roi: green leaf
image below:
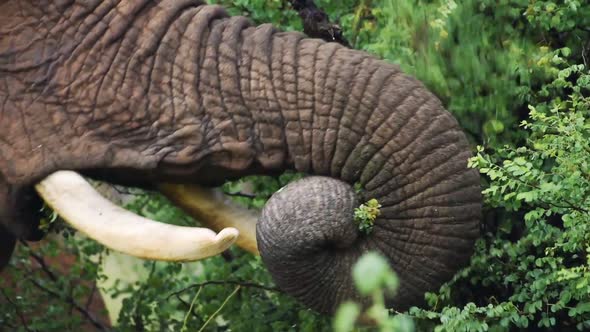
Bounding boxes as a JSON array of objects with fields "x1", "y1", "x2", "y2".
[
  {"x1": 352, "y1": 252, "x2": 398, "y2": 296},
  {"x1": 333, "y1": 302, "x2": 360, "y2": 332}
]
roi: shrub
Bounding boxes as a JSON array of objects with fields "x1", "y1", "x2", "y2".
[{"x1": 411, "y1": 62, "x2": 590, "y2": 331}]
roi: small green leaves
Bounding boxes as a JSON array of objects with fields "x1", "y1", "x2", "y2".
[
  {"x1": 333, "y1": 302, "x2": 361, "y2": 332},
  {"x1": 352, "y1": 252, "x2": 398, "y2": 296},
  {"x1": 334, "y1": 252, "x2": 411, "y2": 332},
  {"x1": 38, "y1": 204, "x2": 59, "y2": 232},
  {"x1": 353, "y1": 199, "x2": 382, "y2": 235},
  {"x1": 333, "y1": 252, "x2": 414, "y2": 332}
]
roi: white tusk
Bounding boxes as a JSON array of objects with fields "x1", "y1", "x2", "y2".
[
  {"x1": 159, "y1": 183, "x2": 259, "y2": 254},
  {"x1": 35, "y1": 171, "x2": 238, "y2": 261}
]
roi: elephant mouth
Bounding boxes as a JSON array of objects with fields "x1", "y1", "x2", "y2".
[{"x1": 34, "y1": 170, "x2": 260, "y2": 261}]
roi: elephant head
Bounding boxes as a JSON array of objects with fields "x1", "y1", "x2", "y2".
[{"x1": 0, "y1": 0, "x2": 481, "y2": 314}]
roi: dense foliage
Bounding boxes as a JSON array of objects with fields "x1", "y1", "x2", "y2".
[{"x1": 1, "y1": 0, "x2": 589, "y2": 331}]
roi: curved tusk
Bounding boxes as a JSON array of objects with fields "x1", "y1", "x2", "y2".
[
  {"x1": 35, "y1": 171, "x2": 238, "y2": 261},
  {"x1": 159, "y1": 183, "x2": 259, "y2": 254}
]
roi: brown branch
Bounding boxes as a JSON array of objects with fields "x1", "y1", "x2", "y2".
[
  {"x1": 85, "y1": 281, "x2": 98, "y2": 312},
  {"x1": 167, "y1": 280, "x2": 280, "y2": 300},
  {"x1": 25, "y1": 245, "x2": 58, "y2": 282},
  {"x1": 223, "y1": 191, "x2": 258, "y2": 199},
  {"x1": 288, "y1": 0, "x2": 350, "y2": 47}
]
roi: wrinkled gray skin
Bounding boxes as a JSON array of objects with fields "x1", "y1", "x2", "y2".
[{"x1": 0, "y1": 0, "x2": 481, "y2": 314}]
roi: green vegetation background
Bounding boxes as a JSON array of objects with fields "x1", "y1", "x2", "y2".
[{"x1": 2, "y1": 0, "x2": 589, "y2": 331}]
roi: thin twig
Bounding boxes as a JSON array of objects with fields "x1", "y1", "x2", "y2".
[
  {"x1": 167, "y1": 280, "x2": 279, "y2": 300},
  {"x1": 181, "y1": 286, "x2": 203, "y2": 331},
  {"x1": 175, "y1": 294, "x2": 191, "y2": 307},
  {"x1": 223, "y1": 191, "x2": 258, "y2": 199},
  {"x1": 582, "y1": 39, "x2": 589, "y2": 68},
  {"x1": 175, "y1": 293, "x2": 203, "y2": 323},
  {"x1": 198, "y1": 286, "x2": 241, "y2": 332},
  {"x1": 24, "y1": 244, "x2": 58, "y2": 282}
]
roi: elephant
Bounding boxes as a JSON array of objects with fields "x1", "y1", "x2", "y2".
[{"x1": 0, "y1": 0, "x2": 482, "y2": 315}]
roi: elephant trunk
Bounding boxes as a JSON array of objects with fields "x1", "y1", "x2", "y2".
[
  {"x1": 228, "y1": 21, "x2": 482, "y2": 312},
  {"x1": 152, "y1": 4, "x2": 482, "y2": 313}
]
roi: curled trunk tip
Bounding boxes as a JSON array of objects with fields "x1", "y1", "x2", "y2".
[{"x1": 257, "y1": 176, "x2": 365, "y2": 313}]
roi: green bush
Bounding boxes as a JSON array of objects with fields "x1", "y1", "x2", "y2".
[{"x1": 411, "y1": 62, "x2": 590, "y2": 331}]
